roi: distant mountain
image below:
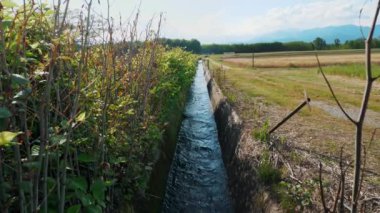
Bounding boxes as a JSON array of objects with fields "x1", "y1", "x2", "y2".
[{"x1": 250, "y1": 25, "x2": 380, "y2": 44}]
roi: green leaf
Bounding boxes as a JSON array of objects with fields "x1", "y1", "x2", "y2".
[
  {"x1": 69, "y1": 176, "x2": 87, "y2": 192},
  {"x1": 0, "y1": 131, "x2": 21, "y2": 146},
  {"x1": 46, "y1": 177, "x2": 56, "y2": 190},
  {"x1": 60, "y1": 119, "x2": 69, "y2": 129},
  {"x1": 2, "y1": 0, "x2": 18, "y2": 8},
  {"x1": 13, "y1": 88, "x2": 32, "y2": 99},
  {"x1": 31, "y1": 145, "x2": 39, "y2": 156},
  {"x1": 0, "y1": 107, "x2": 12, "y2": 119},
  {"x1": 78, "y1": 153, "x2": 96, "y2": 163},
  {"x1": 76, "y1": 191, "x2": 94, "y2": 207},
  {"x1": 11, "y1": 100, "x2": 26, "y2": 106},
  {"x1": 2, "y1": 21, "x2": 12, "y2": 29},
  {"x1": 91, "y1": 180, "x2": 106, "y2": 204},
  {"x1": 11, "y1": 74, "x2": 29, "y2": 86},
  {"x1": 104, "y1": 179, "x2": 116, "y2": 187},
  {"x1": 58, "y1": 56, "x2": 73, "y2": 61},
  {"x1": 51, "y1": 135, "x2": 67, "y2": 145},
  {"x1": 44, "y1": 9, "x2": 55, "y2": 17},
  {"x1": 75, "y1": 112, "x2": 86, "y2": 123},
  {"x1": 84, "y1": 205, "x2": 102, "y2": 213},
  {"x1": 29, "y1": 42, "x2": 40, "y2": 49},
  {"x1": 21, "y1": 181, "x2": 32, "y2": 193},
  {"x1": 67, "y1": 205, "x2": 81, "y2": 213},
  {"x1": 110, "y1": 156, "x2": 126, "y2": 164},
  {"x1": 23, "y1": 161, "x2": 41, "y2": 169},
  {"x1": 127, "y1": 109, "x2": 134, "y2": 115}
]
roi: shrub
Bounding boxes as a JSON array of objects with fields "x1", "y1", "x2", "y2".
[{"x1": 0, "y1": 1, "x2": 197, "y2": 212}]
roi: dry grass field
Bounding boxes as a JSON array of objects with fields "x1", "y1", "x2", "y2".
[
  {"x1": 222, "y1": 49, "x2": 380, "y2": 68},
  {"x1": 209, "y1": 50, "x2": 380, "y2": 186}
]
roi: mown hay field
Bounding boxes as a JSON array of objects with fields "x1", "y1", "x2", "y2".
[
  {"x1": 221, "y1": 49, "x2": 380, "y2": 68},
  {"x1": 209, "y1": 51, "x2": 380, "y2": 184}
]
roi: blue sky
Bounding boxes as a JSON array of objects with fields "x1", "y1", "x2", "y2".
[{"x1": 16, "y1": 0, "x2": 379, "y2": 43}]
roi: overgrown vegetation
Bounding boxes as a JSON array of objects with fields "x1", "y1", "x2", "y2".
[{"x1": 0, "y1": 1, "x2": 197, "y2": 212}]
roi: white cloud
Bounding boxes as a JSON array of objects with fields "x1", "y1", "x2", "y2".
[
  {"x1": 160, "y1": 0, "x2": 378, "y2": 43},
  {"x1": 162, "y1": 9, "x2": 231, "y2": 42},
  {"x1": 11, "y1": 0, "x2": 380, "y2": 43}
]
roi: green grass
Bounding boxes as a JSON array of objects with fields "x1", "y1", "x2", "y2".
[
  {"x1": 212, "y1": 62, "x2": 380, "y2": 112},
  {"x1": 253, "y1": 120, "x2": 270, "y2": 143},
  {"x1": 322, "y1": 63, "x2": 380, "y2": 79},
  {"x1": 257, "y1": 151, "x2": 282, "y2": 185},
  {"x1": 209, "y1": 57, "x2": 380, "y2": 174},
  {"x1": 211, "y1": 48, "x2": 380, "y2": 59}
]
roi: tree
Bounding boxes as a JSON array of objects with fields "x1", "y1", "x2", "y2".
[
  {"x1": 334, "y1": 38, "x2": 341, "y2": 47},
  {"x1": 315, "y1": 1, "x2": 380, "y2": 212},
  {"x1": 188, "y1": 39, "x2": 201, "y2": 54},
  {"x1": 313, "y1": 37, "x2": 327, "y2": 50},
  {"x1": 161, "y1": 38, "x2": 202, "y2": 54}
]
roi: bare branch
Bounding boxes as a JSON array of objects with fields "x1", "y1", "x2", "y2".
[
  {"x1": 358, "y1": 0, "x2": 371, "y2": 40},
  {"x1": 319, "y1": 162, "x2": 329, "y2": 213},
  {"x1": 332, "y1": 177, "x2": 342, "y2": 212},
  {"x1": 0, "y1": 3, "x2": 10, "y2": 76},
  {"x1": 367, "y1": 1, "x2": 380, "y2": 43},
  {"x1": 332, "y1": 147, "x2": 346, "y2": 213},
  {"x1": 361, "y1": 197, "x2": 380, "y2": 202},
  {"x1": 352, "y1": 2, "x2": 380, "y2": 211},
  {"x1": 357, "y1": 145, "x2": 368, "y2": 204},
  {"x1": 314, "y1": 52, "x2": 357, "y2": 124},
  {"x1": 58, "y1": 0, "x2": 70, "y2": 35}
]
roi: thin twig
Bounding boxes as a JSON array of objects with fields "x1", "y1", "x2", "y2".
[
  {"x1": 332, "y1": 180, "x2": 341, "y2": 213},
  {"x1": 319, "y1": 162, "x2": 329, "y2": 213},
  {"x1": 369, "y1": 128, "x2": 378, "y2": 148},
  {"x1": 314, "y1": 51, "x2": 357, "y2": 124},
  {"x1": 339, "y1": 147, "x2": 346, "y2": 213},
  {"x1": 358, "y1": 0, "x2": 370, "y2": 40}
]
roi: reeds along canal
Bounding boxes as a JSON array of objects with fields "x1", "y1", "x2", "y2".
[{"x1": 162, "y1": 61, "x2": 232, "y2": 212}]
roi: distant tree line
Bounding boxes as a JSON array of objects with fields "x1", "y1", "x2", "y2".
[
  {"x1": 311, "y1": 37, "x2": 380, "y2": 50},
  {"x1": 201, "y1": 37, "x2": 380, "y2": 54},
  {"x1": 160, "y1": 38, "x2": 202, "y2": 54},
  {"x1": 160, "y1": 37, "x2": 380, "y2": 54},
  {"x1": 202, "y1": 41, "x2": 314, "y2": 54}
]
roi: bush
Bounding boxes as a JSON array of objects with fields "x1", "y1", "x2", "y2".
[
  {"x1": 274, "y1": 180, "x2": 315, "y2": 211},
  {"x1": 0, "y1": 1, "x2": 197, "y2": 212}
]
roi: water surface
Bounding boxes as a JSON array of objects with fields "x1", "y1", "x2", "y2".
[{"x1": 162, "y1": 61, "x2": 232, "y2": 212}]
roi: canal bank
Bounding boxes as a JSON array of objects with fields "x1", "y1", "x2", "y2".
[
  {"x1": 204, "y1": 60, "x2": 282, "y2": 212},
  {"x1": 142, "y1": 59, "x2": 275, "y2": 212}
]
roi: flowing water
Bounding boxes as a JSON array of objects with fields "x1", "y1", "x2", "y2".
[{"x1": 162, "y1": 61, "x2": 232, "y2": 212}]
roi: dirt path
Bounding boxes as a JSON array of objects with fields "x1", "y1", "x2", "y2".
[{"x1": 312, "y1": 101, "x2": 380, "y2": 128}]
